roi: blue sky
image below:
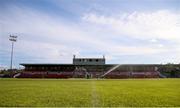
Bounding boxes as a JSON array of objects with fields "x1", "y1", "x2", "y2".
[{"x1": 0, "y1": 0, "x2": 180, "y2": 69}]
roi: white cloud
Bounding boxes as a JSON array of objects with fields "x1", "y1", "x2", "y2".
[
  {"x1": 82, "y1": 10, "x2": 180, "y2": 40},
  {"x1": 81, "y1": 10, "x2": 180, "y2": 63},
  {"x1": 150, "y1": 39, "x2": 158, "y2": 43}
]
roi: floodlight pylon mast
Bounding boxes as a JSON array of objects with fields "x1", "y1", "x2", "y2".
[
  {"x1": 10, "y1": 41, "x2": 14, "y2": 70},
  {"x1": 9, "y1": 35, "x2": 17, "y2": 71}
]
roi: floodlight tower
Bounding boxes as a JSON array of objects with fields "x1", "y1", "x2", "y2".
[{"x1": 9, "y1": 35, "x2": 17, "y2": 71}]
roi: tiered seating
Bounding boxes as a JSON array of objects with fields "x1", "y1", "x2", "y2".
[
  {"x1": 104, "y1": 71, "x2": 159, "y2": 78},
  {"x1": 17, "y1": 70, "x2": 159, "y2": 79},
  {"x1": 73, "y1": 71, "x2": 86, "y2": 78},
  {"x1": 17, "y1": 72, "x2": 45, "y2": 78},
  {"x1": 45, "y1": 72, "x2": 73, "y2": 78},
  {"x1": 90, "y1": 72, "x2": 102, "y2": 78},
  {"x1": 17, "y1": 71, "x2": 73, "y2": 78},
  {"x1": 104, "y1": 71, "x2": 130, "y2": 78},
  {"x1": 131, "y1": 72, "x2": 146, "y2": 78}
]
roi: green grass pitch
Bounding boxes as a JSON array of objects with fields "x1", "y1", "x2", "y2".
[{"x1": 0, "y1": 78, "x2": 180, "y2": 107}]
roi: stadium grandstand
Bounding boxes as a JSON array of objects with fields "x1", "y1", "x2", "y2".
[{"x1": 16, "y1": 55, "x2": 163, "y2": 78}]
